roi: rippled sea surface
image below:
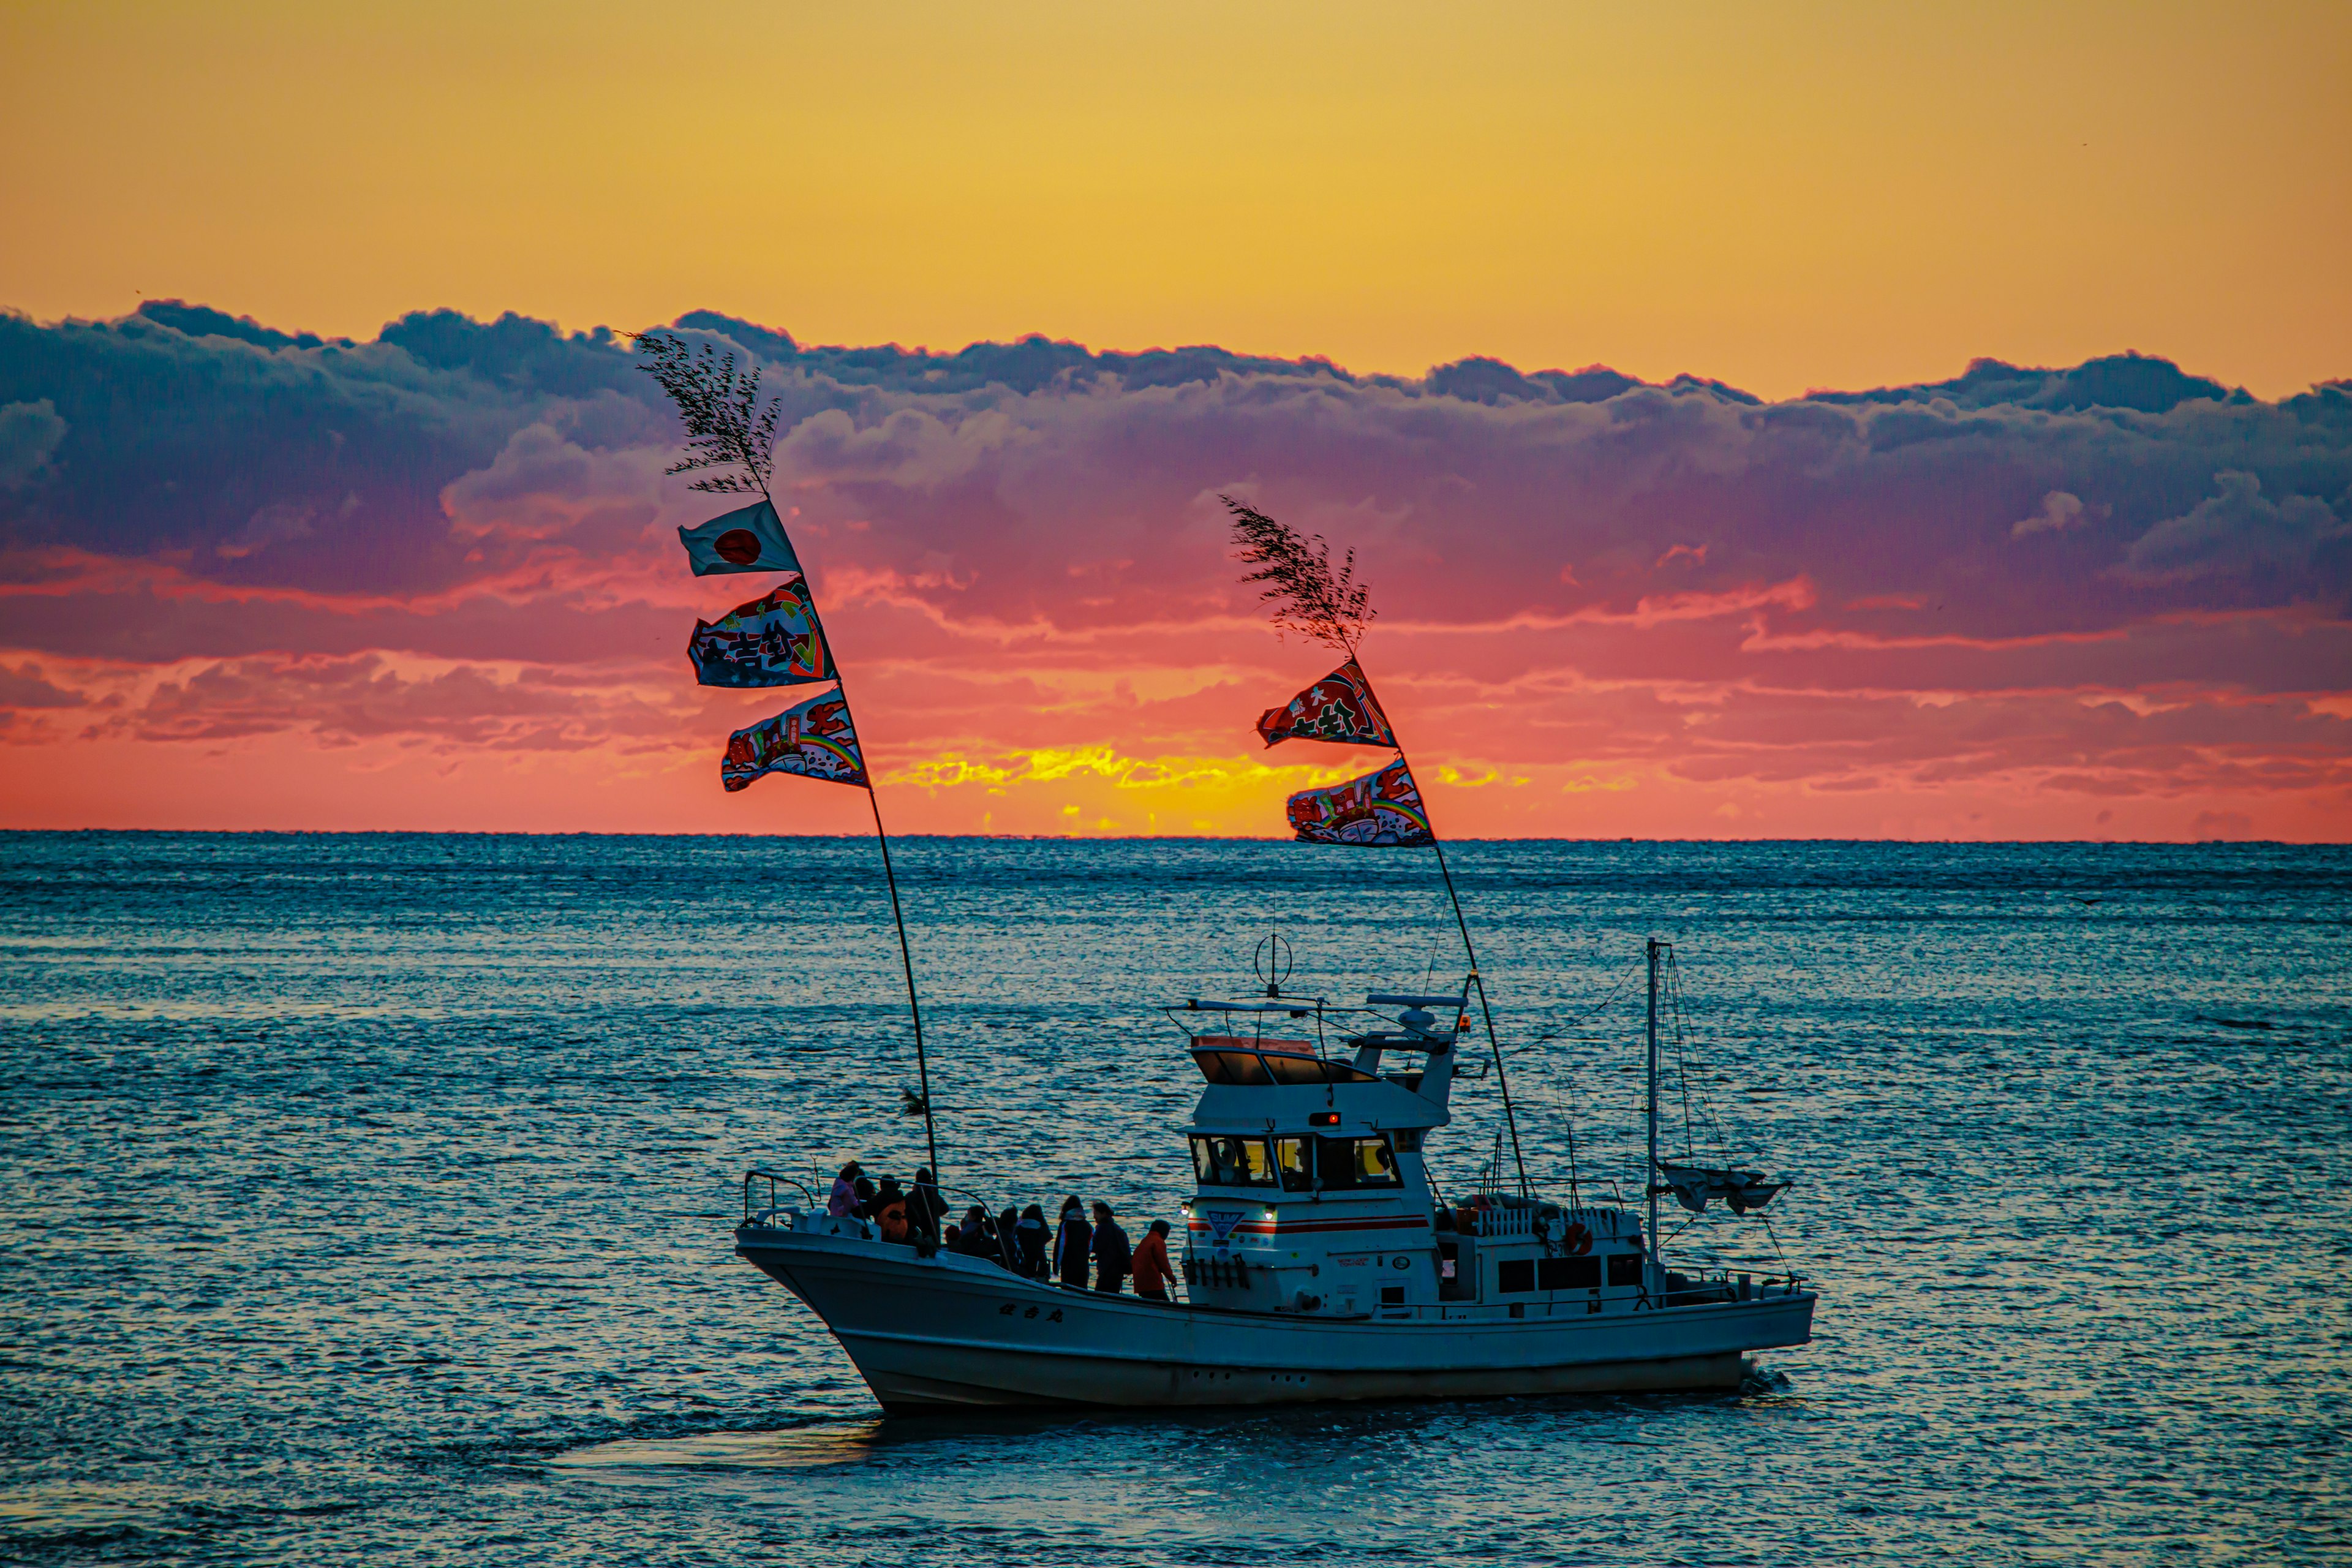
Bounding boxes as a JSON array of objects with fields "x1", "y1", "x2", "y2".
[{"x1": 3, "y1": 832, "x2": 2348, "y2": 1565}]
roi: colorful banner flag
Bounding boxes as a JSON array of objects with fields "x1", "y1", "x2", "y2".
[
  {"x1": 679, "y1": 498, "x2": 802, "y2": 576},
  {"x1": 722, "y1": 689, "x2": 867, "y2": 791},
  {"x1": 688, "y1": 578, "x2": 833, "y2": 687},
  {"x1": 1286, "y1": 759, "x2": 1433, "y2": 846},
  {"x1": 1257, "y1": 658, "x2": 1396, "y2": 748}
]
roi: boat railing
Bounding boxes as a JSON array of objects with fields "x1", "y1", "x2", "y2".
[
  {"x1": 1460, "y1": 1204, "x2": 1536, "y2": 1238},
  {"x1": 1659, "y1": 1267, "x2": 1808, "y2": 1306},
  {"x1": 742, "y1": 1169, "x2": 819, "y2": 1226}
]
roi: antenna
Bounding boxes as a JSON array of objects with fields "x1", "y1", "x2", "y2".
[{"x1": 1254, "y1": 932, "x2": 1295, "y2": 999}]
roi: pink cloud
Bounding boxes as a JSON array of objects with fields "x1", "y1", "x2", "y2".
[{"x1": 2, "y1": 307, "x2": 2347, "y2": 837}]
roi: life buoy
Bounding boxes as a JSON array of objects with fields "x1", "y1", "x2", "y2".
[{"x1": 1561, "y1": 1223, "x2": 1592, "y2": 1256}]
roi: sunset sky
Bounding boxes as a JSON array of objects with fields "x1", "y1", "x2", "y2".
[{"x1": 2, "y1": 2, "x2": 2347, "y2": 839}]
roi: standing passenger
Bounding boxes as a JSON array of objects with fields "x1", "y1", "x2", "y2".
[
  {"x1": 1090, "y1": 1202, "x2": 1131, "y2": 1294},
  {"x1": 1132, "y1": 1219, "x2": 1176, "y2": 1302},
  {"x1": 1016, "y1": 1204, "x2": 1052, "y2": 1279},
  {"x1": 910, "y1": 1168, "x2": 948, "y2": 1246},
  {"x1": 1054, "y1": 1196, "x2": 1092, "y2": 1288},
  {"x1": 997, "y1": 1207, "x2": 1024, "y2": 1272},
  {"x1": 827, "y1": 1161, "x2": 862, "y2": 1218}
]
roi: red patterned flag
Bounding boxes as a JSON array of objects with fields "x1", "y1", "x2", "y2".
[
  {"x1": 1286, "y1": 759, "x2": 1433, "y2": 846},
  {"x1": 722, "y1": 689, "x2": 867, "y2": 791},
  {"x1": 1257, "y1": 658, "x2": 1396, "y2": 748},
  {"x1": 688, "y1": 578, "x2": 833, "y2": 687}
]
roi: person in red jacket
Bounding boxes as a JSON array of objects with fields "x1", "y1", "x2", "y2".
[{"x1": 1131, "y1": 1218, "x2": 1177, "y2": 1302}]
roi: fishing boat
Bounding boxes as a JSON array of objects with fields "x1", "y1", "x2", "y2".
[
  {"x1": 620, "y1": 353, "x2": 1816, "y2": 1411},
  {"x1": 733, "y1": 940, "x2": 1815, "y2": 1410}
]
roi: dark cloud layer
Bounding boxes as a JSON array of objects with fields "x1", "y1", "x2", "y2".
[{"x1": 2, "y1": 300, "x2": 2343, "y2": 630}]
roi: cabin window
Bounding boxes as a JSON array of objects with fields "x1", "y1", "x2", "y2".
[
  {"x1": 1273, "y1": 1137, "x2": 1314, "y2": 1192},
  {"x1": 1607, "y1": 1253, "x2": 1645, "y2": 1287},
  {"x1": 1540, "y1": 1257, "x2": 1600, "y2": 1291},
  {"x1": 1261, "y1": 1052, "x2": 1325, "y2": 1086},
  {"x1": 1189, "y1": 1135, "x2": 1275, "y2": 1187},
  {"x1": 1312, "y1": 1134, "x2": 1402, "y2": 1190},
  {"x1": 1210, "y1": 1050, "x2": 1272, "y2": 1085},
  {"x1": 1498, "y1": 1259, "x2": 1535, "y2": 1294},
  {"x1": 1322, "y1": 1062, "x2": 1378, "y2": 1084}
]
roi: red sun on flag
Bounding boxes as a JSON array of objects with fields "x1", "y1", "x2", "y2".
[{"x1": 714, "y1": 529, "x2": 763, "y2": 565}]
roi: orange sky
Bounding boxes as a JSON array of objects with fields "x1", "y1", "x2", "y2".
[
  {"x1": 4, "y1": 2, "x2": 2347, "y2": 400},
  {"x1": 1, "y1": 4, "x2": 2348, "y2": 840}
]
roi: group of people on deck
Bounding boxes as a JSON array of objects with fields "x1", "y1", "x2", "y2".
[{"x1": 827, "y1": 1162, "x2": 1176, "y2": 1301}]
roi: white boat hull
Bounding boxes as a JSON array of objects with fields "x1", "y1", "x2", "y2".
[{"x1": 737, "y1": 1226, "x2": 1815, "y2": 1411}]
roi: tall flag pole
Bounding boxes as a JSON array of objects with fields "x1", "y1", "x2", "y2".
[
  {"x1": 639, "y1": 331, "x2": 940, "y2": 1182},
  {"x1": 1229, "y1": 497, "x2": 1533, "y2": 1197}
]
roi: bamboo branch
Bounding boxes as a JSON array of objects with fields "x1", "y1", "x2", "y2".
[
  {"x1": 1223, "y1": 496, "x2": 1376, "y2": 654},
  {"x1": 631, "y1": 330, "x2": 782, "y2": 496}
]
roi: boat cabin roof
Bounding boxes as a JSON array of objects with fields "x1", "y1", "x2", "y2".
[
  {"x1": 1189, "y1": 1036, "x2": 1381, "y2": 1086},
  {"x1": 1171, "y1": 988, "x2": 1466, "y2": 1090}
]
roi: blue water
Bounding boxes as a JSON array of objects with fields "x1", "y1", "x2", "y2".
[{"x1": 2, "y1": 832, "x2": 2347, "y2": 1565}]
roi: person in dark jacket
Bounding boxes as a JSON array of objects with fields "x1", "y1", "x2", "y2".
[
  {"x1": 850, "y1": 1176, "x2": 878, "y2": 1218},
  {"x1": 997, "y1": 1207, "x2": 1024, "y2": 1272},
  {"x1": 910, "y1": 1169, "x2": 948, "y2": 1246},
  {"x1": 1016, "y1": 1204, "x2": 1052, "y2": 1279},
  {"x1": 1054, "y1": 1196, "x2": 1092, "y2": 1288},
  {"x1": 1090, "y1": 1202, "x2": 1131, "y2": 1294},
  {"x1": 949, "y1": 1205, "x2": 990, "y2": 1256}
]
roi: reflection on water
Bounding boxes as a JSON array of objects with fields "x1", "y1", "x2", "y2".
[
  {"x1": 547, "y1": 1391, "x2": 1793, "y2": 1557},
  {"x1": 1, "y1": 833, "x2": 2347, "y2": 1566},
  {"x1": 554, "y1": 1425, "x2": 897, "y2": 1472}
]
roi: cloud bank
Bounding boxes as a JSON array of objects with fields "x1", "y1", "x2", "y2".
[{"x1": 1, "y1": 300, "x2": 2346, "y2": 838}]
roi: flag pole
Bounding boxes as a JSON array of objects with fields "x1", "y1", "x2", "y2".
[
  {"x1": 862, "y1": 777, "x2": 939, "y2": 1181},
  {"x1": 765, "y1": 486, "x2": 939, "y2": 1185},
  {"x1": 1362, "y1": 669, "x2": 1529, "y2": 1199},
  {"x1": 641, "y1": 329, "x2": 941, "y2": 1185}
]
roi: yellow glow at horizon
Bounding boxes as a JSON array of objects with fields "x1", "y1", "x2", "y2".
[{"x1": 3, "y1": 2, "x2": 2346, "y2": 399}]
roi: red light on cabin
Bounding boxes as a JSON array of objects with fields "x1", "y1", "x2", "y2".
[{"x1": 1309, "y1": 1112, "x2": 1341, "y2": 1127}]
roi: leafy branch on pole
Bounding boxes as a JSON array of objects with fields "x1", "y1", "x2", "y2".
[
  {"x1": 1224, "y1": 494, "x2": 1376, "y2": 654},
  {"x1": 632, "y1": 330, "x2": 781, "y2": 496}
]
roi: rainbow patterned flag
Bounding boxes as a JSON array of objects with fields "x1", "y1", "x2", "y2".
[
  {"x1": 722, "y1": 689, "x2": 867, "y2": 791},
  {"x1": 688, "y1": 578, "x2": 834, "y2": 687},
  {"x1": 1257, "y1": 658, "x2": 1396, "y2": 748},
  {"x1": 1286, "y1": 759, "x2": 1433, "y2": 846}
]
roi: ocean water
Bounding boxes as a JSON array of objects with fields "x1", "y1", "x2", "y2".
[{"x1": 1, "y1": 831, "x2": 2347, "y2": 1566}]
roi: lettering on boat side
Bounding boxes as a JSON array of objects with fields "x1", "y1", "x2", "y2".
[{"x1": 997, "y1": 1303, "x2": 1063, "y2": 1323}]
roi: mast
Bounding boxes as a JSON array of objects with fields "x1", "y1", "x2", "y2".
[{"x1": 1645, "y1": 937, "x2": 1661, "y2": 1256}]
